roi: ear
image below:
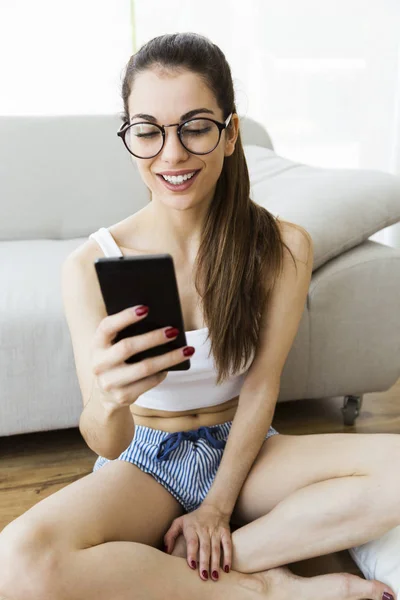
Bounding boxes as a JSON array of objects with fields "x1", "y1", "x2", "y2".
[{"x1": 224, "y1": 113, "x2": 240, "y2": 157}]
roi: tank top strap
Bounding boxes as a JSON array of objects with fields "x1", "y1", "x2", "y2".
[{"x1": 89, "y1": 227, "x2": 123, "y2": 258}]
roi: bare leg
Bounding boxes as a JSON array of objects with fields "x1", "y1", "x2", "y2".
[
  {"x1": 0, "y1": 535, "x2": 396, "y2": 600},
  {"x1": 0, "y1": 539, "x2": 268, "y2": 600},
  {"x1": 230, "y1": 474, "x2": 399, "y2": 573}
]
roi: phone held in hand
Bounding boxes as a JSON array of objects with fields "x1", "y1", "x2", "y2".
[{"x1": 94, "y1": 254, "x2": 190, "y2": 372}]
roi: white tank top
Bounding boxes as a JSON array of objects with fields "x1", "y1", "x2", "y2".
[{"x1": 88, "y1": 227, "x2": 253, "y2": 411}]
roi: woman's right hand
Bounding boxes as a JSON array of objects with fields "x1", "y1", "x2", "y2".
[{"x1": 90, "y1": 305, "x2": 195, "y2": 411}]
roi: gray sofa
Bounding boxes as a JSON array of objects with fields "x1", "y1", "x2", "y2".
[{"x1": 1, "y1": 114, "x2": 400, "y2": 437}]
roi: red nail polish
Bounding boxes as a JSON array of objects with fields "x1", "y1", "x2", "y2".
[
  {"x1": 191, "y1": 560, "x2": 196, "y2": 569},
  {"x1": 202, "y1": 570, "x2": 208, "y2": 579},
  {"x1": 224, "y1": 565, "x2": 230, "y2": 573},
  {"x1": 183, "y1": 346, "x2": 195, "y2": 357},
  {"x1": 212, "y1": 570, "x2": 219, "y2": 579}
]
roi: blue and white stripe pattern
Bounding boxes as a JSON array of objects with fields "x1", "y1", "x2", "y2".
[{"x1": 93, "y1": 420, "x2": 279, "y2": 513}]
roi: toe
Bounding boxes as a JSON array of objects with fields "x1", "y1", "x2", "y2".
[{"x1": 343, "y1": 574, "x2": 396, "y2": 600}]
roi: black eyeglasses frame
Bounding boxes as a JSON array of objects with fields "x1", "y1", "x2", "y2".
[{"x1": 117, "y1": 113, "x2": 233, "y2": 159}]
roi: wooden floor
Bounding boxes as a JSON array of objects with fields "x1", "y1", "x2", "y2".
[{"x1": 0, "y1": 376, "x2": 399, "y2": 580}]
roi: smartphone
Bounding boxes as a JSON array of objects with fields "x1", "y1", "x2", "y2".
[{"x1": 94, "y1": 254, "x2": 190, "y2": 371}]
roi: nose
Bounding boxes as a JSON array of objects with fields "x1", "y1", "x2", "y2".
[{"x1": 160, "y1": 126, "x2": 189, "y2": 163}]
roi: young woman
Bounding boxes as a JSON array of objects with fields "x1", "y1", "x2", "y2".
[{"x1": 0, "y1": 32, "x2": 397, "y2": 600}]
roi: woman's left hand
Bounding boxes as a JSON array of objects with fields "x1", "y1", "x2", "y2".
[{"x1": 163, "y1": 503, "x2": 232, "y2": 581}]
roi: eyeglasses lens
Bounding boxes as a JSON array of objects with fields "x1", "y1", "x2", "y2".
[{"x1": 125, "y1": 119, "x2": 220, "y2": 157}]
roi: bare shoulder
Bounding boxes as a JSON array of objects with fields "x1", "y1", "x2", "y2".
[
  {"x1": 276, "y1": 218, "x2": 313, "y2": 266},
  {"x1": 64, "y1": 210, "x2": 146, "y2": 269},
  {"x1": 64, "y1": 235, "x2": 107, "y2": 269},
  {"x1": 61, "y1": 237, "x2": 107, "y2": 315},
  {"x1": 62, "y1": 237, "x2": 108, "y2": 317}
]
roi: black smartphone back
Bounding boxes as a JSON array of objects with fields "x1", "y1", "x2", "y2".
[{"x1": 94, "y1": 254, "x2": 190, "y2": 371}]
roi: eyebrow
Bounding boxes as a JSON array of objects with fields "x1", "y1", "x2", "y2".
[{"x1": 130, "y1": 108, "x2": 215, "y2": 123}]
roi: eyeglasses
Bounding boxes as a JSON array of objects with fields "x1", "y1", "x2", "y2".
[{"x1": 117, "y1": 113, "x2": 233, "y2": 159}]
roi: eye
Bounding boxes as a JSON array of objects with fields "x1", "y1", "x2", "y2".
[
  {"x1": 181, "y1": 119, "x2": 213, "y2": 136},
  {"x1": 131, "y1": 123, "x2": 161, "y2": 138},
  {"x1": 135, "y1": 132, "x2": 158, "y2": 138},
  {"x1": 185, "y1": 127, "x2": 211, "y2": 136}
]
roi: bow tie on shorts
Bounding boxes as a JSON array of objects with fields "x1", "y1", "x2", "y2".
[{"x1": 155, "y1": 426, "x2": 227, "y2": 462}]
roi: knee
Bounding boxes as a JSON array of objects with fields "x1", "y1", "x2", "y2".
[{"x1": 0, "y1": 518, "x2": 62, "y2": 599}]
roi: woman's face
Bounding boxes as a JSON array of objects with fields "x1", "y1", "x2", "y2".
[{"x1": 127, "y1": 68, "x2": 239, "y2": 209}]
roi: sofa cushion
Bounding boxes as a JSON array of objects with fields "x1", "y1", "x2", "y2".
[
  {"x1": 244, "y1": 145, "x2": 400, "y2": 270},
  {"x1": 0, "y1": 237, "x2": 85, "y2": 437}
]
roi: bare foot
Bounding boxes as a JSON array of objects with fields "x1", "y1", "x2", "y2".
[{"x1": 243, "y1": 565, "x2": 397, "y2": 600}]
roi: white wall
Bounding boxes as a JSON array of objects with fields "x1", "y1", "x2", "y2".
[{"x1": 0, "y1": 0, "x2": 132, "y2": 115}]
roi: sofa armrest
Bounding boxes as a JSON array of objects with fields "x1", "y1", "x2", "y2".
[{"x1": 244, "y1": 144, "x2": 400, "y2": 271}]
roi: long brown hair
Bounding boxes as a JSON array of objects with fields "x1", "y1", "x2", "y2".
[{"x1": 120, "y1": 32, "x2": 296, "y2": 385}]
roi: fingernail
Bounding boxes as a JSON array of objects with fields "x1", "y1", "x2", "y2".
[
  {"x1": 224, "y1": 565, "x2": 230, "y2": 573},
  {"x1": 165, "y1": 327, "x2": 180, "y2": 338},
  {"x1": 212, "y1": 570, "x2": 219, "y2": 579},
  {"x1": 382, "y1": 593, "x2": 394, "y2": 600},
  {"x1": 183, "y1": 346, "x2": 195, "y2": 357},
  {"x1": 202, "y1": 570, "x2": 208, "y2": 579},
  {"x1": 191, "y1": 560, "x2": 196, "y2": 569}
]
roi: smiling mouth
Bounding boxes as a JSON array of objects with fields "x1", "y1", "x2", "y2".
[
  {"x1": 156, "y1": 169, "x2": 201, "y2": 190},
  {"x1": 158, "y1": 169, "x2": 200, "y2": 181}
]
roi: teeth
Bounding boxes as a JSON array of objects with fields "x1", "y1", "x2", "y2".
[{"x1": 161, "y1": 171, "x2": 196, "y2": 184}]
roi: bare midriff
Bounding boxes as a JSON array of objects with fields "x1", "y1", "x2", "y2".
[{"x1": 130, "y1": 395, "x2": 240, "y2": 433}]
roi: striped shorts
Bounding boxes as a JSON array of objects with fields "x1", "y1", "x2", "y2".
[{"x1": 92, "y1": 419, "x2": 279, "y2": 513}]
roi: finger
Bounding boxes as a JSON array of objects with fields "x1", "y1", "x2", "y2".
[
  {"x1": 95, "y1": 306, "x2": 146, "y2": 349},
  {"x1": 186, "y1": 533, "x2": 199, "y2": 570},
  {"x1": 198, "y1": 534, "x2": 211, "y2": 580},
  {"x1": 221, "y1": 531, "x2": 232, "y2": 574},
  {"x1": 164, "y1": 519, "x2": 182, "y2": 554},
  {"x1": 210, "y1": 534, "x2": 221, "y2": 581}
]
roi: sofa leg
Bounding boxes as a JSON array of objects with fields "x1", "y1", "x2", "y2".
[{"x1": 341, "y1": 394, "x2": 363, "y2": 426}]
